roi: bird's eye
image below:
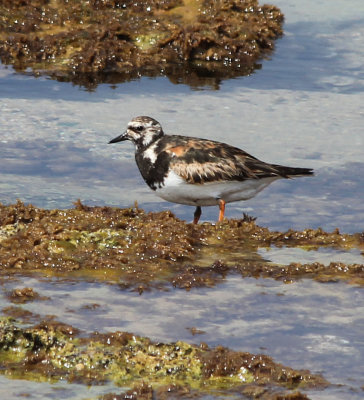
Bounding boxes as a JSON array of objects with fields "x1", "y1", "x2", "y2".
[{"x1": 136, "y1": 125, "x2": 143, "y2": 132}]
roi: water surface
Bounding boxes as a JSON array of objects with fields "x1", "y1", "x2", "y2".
[{"x1": 0, "y1": 0, "x2": 363, "y2": 399}]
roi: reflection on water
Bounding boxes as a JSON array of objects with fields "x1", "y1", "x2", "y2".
[
  {"x1": 0, "y1": 375, "x2": 117, "y2": 400},
  {"x1": 259, "y1": 245, "x2": 364, "y2": 265}
]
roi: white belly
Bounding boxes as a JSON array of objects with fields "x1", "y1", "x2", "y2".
[{"x1": 154, "y1": 171, "x2": 279, "y2": 207}]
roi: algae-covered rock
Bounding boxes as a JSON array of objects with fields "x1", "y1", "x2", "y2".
[
  {"x1": 0, "y1": 201, "x2": 363, "y2": 288},
  {"x1": 6, "y1": 287, "x2": 48, "y2": 304},
  {"x1": 0, "y1": 317, "x2": 328, "y2": 395},
  {"x1": 0, "y1": 0, "x2": 284, "y2": 88}
]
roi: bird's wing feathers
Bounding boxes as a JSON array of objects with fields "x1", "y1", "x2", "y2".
[{"x1": 162, "y1": 136, "x2": 283, "y2": 184}]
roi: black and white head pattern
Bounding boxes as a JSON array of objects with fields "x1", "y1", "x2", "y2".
[{"x1": 125, "y1": 116, "x2": 164, "y2": 150}]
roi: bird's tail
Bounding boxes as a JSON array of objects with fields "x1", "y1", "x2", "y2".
[{"x1": 272, "y1": 165, "x2": 314, "y2": 178}]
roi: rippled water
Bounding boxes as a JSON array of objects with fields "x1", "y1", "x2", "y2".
[
  {"x1": 1, "y1": 0, "x2": 364, "y2": 398},
  {"x1": 0, "y1": 275, "x2": 363, "y2": 399}
]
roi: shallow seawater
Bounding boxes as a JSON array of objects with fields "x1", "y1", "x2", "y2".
[
  {"x1": 1, "y1": 0, "x2": 364, "y2": 399},
  {"x1": 0, "y1": 375, "x2": 117, "y2": 400},
  {"x1": 0, "y1": 274, "x2": 363, "y2": 399},
  {"x1": 259, "y1": 246, "x2": 364, "y2": 265}
]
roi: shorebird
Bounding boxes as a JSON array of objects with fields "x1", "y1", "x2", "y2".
[{"x1": 109, "y1": 116, "x2": 313, "y2": 223}]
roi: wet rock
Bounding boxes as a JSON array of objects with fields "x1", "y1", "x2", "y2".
[
  {"x1": 0, "y1": 317, "x2": 328, "y2": 397},
  {"x1": 186, "y1": 327, "x2": 205, "y2": 336},
  {"x1": 6, "y1": 287, "x2": 49, "y2": 304},
  {"x1": 0, "y1": 0, "x2": 284, "y2": 89},
  {"x1": 0, "y1": 201, "x2": 363, "y2": 289}
]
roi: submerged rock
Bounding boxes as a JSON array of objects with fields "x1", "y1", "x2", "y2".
[
  {"x1": 0, "y1": 0, "x2": 284, "y2": 89},
  {"x1": 6, "y1": 287, "x2": 49, "y2": 304}
]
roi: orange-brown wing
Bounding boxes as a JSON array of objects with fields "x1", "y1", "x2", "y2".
[{"x1": 163, "y1": 136, "x2": 283, "y2": 184}]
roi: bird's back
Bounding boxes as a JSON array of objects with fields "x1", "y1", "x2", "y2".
[{"x1": 152, "y1": 134, "x2": 313, "y2": 184}]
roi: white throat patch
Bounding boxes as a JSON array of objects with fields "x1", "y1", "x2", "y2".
[{"x1": 142, "y1": 143, "x2": 158, "y2": 163}]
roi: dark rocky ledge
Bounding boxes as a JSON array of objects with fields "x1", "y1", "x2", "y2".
[
  {"x1": 1, "y1": 201, "x2": 363, "y2": 291},
  {"x1": 0, "y1": 0, "x2": 284, "y2": 89}
]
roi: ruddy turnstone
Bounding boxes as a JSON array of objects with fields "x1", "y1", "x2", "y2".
[{"x1": 109, "y1": 116, "x2": 313, "y2": 223}]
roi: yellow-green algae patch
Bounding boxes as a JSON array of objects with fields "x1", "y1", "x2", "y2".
[
  {"x1": 0, "y1": 221, "x2": 25, "y2": 242},
  {"x1": 0, "y1": 317, "x2": 328, "y2": 394},
  {"x1": 0, "y1": 201, "x2": 363, "y2": 289},
  {"x1": 0, "y1": 0, "x2": 284, "y2": 89}
]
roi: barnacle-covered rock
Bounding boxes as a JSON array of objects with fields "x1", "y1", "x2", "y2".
[{"x1": 0, "y1": 317, "x2": 328, "y2": 394}]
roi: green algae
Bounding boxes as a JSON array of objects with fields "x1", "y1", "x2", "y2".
[
  {"x1": 0, "y1": 0, "x2": 284, "y2": 89},
  {"x1": 0, "y1": 317, "x2": 328, "y2": 394},
  {"x1": 0, "y1": 201, "x2": 363, "y2": 289},
  {"x1": 47, "y1": 228, "x2": 128, "y2": 253}
]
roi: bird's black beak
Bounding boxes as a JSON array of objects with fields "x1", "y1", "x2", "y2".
[{"x1": 108, "y1": 131, "x2": 128, "y2": 144}]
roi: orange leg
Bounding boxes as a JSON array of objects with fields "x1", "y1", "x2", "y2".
[
  {"x1": 218, "y1": 199, "x2": 226, "y2": 222},
  {"x1": 193, "y1": 206, "x2": 202, "y2": 224}
]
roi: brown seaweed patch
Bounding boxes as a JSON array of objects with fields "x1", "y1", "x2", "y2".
[
  {"x1": 235, "y1": 261, "x2": 364, "y2": 285},
  {"x1": 171, "y1": 259, "x2": 364, "y2": 288},
  {"x1": 0, "y1": 317, "x2": 328, "y2": 395},
  {"x1": 0, "y1": 0, "x2": 284, "y2": 89},
  {"x1": 201, "y1": 219, "x2": 363, "y2": 251},
  {"x1": 0, "y1": 200, "x2": 197, "y2": 274},
  {"x1": 0, "y1": 201, "x2": 363, "y2": 290},
  {"x1": 171, "y1": 261, "x2": 230, "y2": 289},
  {"x1": 6, "y1": 287, "x2": 49, "y2": 304},
  {"x1": 186, "y1": 327, "x2": 206, "y2": 336}
]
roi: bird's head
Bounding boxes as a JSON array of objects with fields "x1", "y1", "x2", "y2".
[{"x1": 109, "y1": 116, "x2": 164, "y2": 150}]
